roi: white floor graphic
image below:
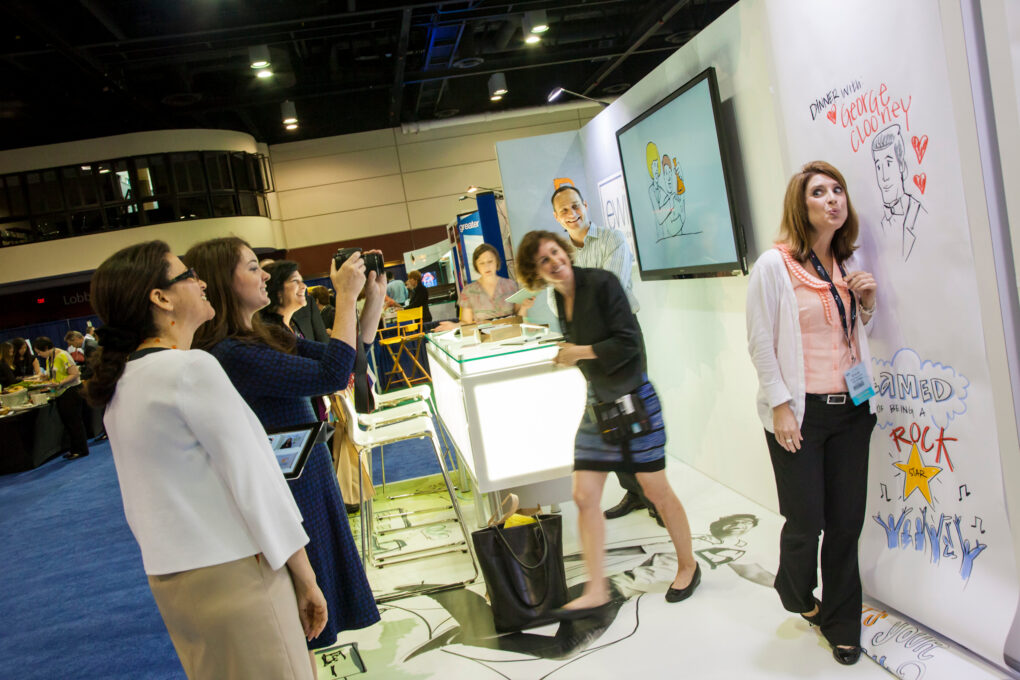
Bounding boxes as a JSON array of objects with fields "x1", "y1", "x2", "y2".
[{"x1": 319, "y1": 461, "x2": 1007, "y2": 679}]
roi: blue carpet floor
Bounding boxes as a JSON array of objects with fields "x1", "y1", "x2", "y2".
[{"x1": 0, "y1": 428, "x2": 452, "y2": 678}]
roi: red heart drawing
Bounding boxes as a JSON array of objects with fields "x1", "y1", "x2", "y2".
[
  {"x1": 913, "y1": 173, "x2": 927, "y2": 194},
  {"x1": 826, "y1": 105, "x2": 837, "y2": 125},
  {"x1": 912, "y1": 135, "x2": 928, "y2": 164}
]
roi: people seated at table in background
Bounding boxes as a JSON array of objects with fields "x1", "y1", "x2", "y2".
[
  {"x1": 64, "y1": 330, "x2": 99, "y2": 379},
  {"x1": 11, "y1": 338, "x2": 41, "y2": 378},
  {"x1": 0, "y1": 341, "x2": 17, "y2": 388},
  {"x1": 385, "y1": 271, "x2": 408, "y2": 305},
  {"x1": 308, "y1": 285, "x2": 336, "y2": 333},
  {"x1": 32, "y1": 336, "x2": 90, "y2": 461},
  {"x1": 404, "y1": 270, "x2": 432, "y2": 324},
  {"x1": 86, "y1": 240, "x2": 326, "y2": 680},
  {"x1": 435, "y1": 243, "x2": 534, "y2": 332},
  {"x1": 184, "y1": 237, "x2": 381, "y2": 664},
  {"x1": 515, "y1": 230, "x2": 701, "y2": 618}
]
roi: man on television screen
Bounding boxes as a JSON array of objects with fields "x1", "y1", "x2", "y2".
[{"x1": 550, "y1": 185, "x2": 660, "y2": 525}]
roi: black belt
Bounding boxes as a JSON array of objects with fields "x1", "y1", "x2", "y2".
[{"x1": 806, "y1": 392, "x2": 850, "y2": 405}]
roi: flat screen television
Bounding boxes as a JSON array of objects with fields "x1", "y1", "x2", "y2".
[{"x1": 615, "y1": 67, "x2": 745, "y2": 280}]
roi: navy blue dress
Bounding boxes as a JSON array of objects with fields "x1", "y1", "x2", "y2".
[{"x1": 209, "y1": 336, "x2": 380, "y2": 649}]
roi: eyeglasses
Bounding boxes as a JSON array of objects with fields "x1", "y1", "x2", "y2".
[{"x1": 165, "y1": 267, "x2": 199, "y2": 287}]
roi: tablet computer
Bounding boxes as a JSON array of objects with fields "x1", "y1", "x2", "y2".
[
  {"x1": 504, "y1": 287, "x2": 540, "y2": 305},
  {"x1": 266, "y1": 422, "x2": 323, "y2": 480}
]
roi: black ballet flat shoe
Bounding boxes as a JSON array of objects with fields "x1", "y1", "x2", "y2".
[
  {"x1": 665, "y1": 563, "x2": 701, "y2": 603},
  {"x1": 800, "y1": 597, "x2": 822, "y2": 626},
  {"x1": 603, "y1": 491, "x2": 645, "y2": 520},
  {"x1": 551, "y1": 602, "x2": 614, "y2": 621},
  {"x1": 832, "y1": 645, "x2": 861, "y2": 665}
]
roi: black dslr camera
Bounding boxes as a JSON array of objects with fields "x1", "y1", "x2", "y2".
[{"x1": 334, "y1": 247, "x2": 384, "y2": 276}]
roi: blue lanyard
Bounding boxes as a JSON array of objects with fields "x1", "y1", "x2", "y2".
[{"x1": 807, "y1": 251, "x2": 857, "y2": 361}]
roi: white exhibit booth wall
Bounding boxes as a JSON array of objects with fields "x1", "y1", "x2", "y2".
[
  {"x1": 493, "y1": 0, "x2": 1020, "y2": 672},
  {"x1": 764, "y1": 0, "x2": 1020, "y2": 667},
  {"x1": 575, "y1": 0, "x2": 786, "y2": 514},
  {"x1": 494, "y1": 129, "x2": 589, "y2": 330}
]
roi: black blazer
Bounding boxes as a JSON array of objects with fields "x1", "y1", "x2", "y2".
[
  {"x1": 407, "y1": 284, "x2": 432, "y2": 324},
  {"x1": 290, "y1": 293, "x2": 329, "y2": 343},
  {"x1": 554, "y1": 267, "x2": 645, "y2": 402}
]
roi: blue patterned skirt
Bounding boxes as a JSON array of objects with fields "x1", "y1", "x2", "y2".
[
  {"x1": 289, "y1": 442, "x2": 380, "y2": 649},
  {"x1": 574, "y1": 380, "x2": 666, "y2": 473}
]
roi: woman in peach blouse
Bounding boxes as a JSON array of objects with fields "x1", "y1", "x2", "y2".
[{"x1": 746, "y1": 161, "x2": 878, "y2": 666}]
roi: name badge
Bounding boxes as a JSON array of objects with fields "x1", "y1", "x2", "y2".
[{"x1": 844, "y1": 362, "x2": 875, "y2": 406}]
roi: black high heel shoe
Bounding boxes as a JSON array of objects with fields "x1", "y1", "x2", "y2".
[
  {"x1": 800, "y1": 597, "x2": 822, "y2": 626},
  {"x1": 832, "y1": 645, "x2": 862, "y2": 665},
  {"x1": 665, "y1": 563, "x2": 701, "y2": 603}
]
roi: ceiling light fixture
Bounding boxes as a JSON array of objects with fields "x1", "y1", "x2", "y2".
[
  {"x1": 248, "y1": 45, "x2": 271, "y2": 70},
  {"x1": 467, "y1": 185, "x2": 501, "y2": 194},
  {"x1": 281, "y1": 100, "x2": 298, "y2": 126},
  {"x1": 285, "y1": 123, "x2": 298, "y2": 130},
  {"x1": 547, "y1": 87, "x2": 609, "y2": 106},
  {"x1": 523, "y1": 10, "x2": 549, "y2": 34},
  {"x1": 256, "y1": 69, "x2": 274, "y2": 79},
  {"x1": 488, "y1": 72, "x2": 508, "y2": 102},
  {"x1": 525, "y1": 34, "x2": 541, "y2": 45}
]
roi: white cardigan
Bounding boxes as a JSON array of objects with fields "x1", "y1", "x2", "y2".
[
  {"x1": 105, "y1": 349, "x2": 308, "y2": 575},
  {"x1": 746, "y1": 248, "x2": 877, "y2": 432}
]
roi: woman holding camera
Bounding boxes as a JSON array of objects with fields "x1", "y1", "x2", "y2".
[
  {"x1": 184, "y1": 237, "x2": 380, "y2": 665},
  {"x1": 746, "y1": 161, "x2": 877, "y2": 666},
  {"x1": 87, "y1": 240, "x2": 326, "y2": 679},
  {"x1": 516, "y1": 230, "x2": 700, "y2": 618}
]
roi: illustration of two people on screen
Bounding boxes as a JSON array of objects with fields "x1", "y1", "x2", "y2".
[{"x1": 646, "y1": 141, "x2": 699, "y2": 241}]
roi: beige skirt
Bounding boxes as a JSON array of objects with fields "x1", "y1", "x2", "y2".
[{"x1": 148, "y1": 554, "x2": 312, "y2": 680}]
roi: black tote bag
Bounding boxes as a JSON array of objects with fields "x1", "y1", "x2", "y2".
[{"x1": 471, "y1": 513, "x2": 569, "y2": 632}]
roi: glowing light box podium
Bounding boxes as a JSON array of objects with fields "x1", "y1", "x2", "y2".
[{"x1": 426, "y1": 331, "x2": 586, "y2": 519}]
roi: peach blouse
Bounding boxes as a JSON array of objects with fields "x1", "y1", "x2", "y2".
[{"x1": 778, "y1": 245, "x2": 861, "y2": 394}]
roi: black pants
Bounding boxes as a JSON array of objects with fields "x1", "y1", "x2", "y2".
[
  {"x1": 54, "y1": 385, "x2": 90, "y2": 457},
  {"x1": 765, "y1": 398, "x2": 875, "y2": 646},
  {"x1": 615, "y1": 471, "x2": 658, "y2": 514}
]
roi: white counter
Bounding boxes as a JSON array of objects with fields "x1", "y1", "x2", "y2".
[{"x1": 426, "y1": 331, "x2": 586, "y2": 506}]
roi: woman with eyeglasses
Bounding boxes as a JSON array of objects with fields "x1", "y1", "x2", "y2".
[
  {"x1": 86, "y1": 240, "x2": 326, "y2": 679},
  {"x1": 184, "y1": 237, "x2": 381, "y2": 667}
]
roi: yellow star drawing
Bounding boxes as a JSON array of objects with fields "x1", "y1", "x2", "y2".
[{"x1": 893, "y1": 443, "x2": 942, "y2": 505}]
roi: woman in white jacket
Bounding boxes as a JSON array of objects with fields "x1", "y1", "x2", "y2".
[
  {"x1": 746, "y1": 161, "x2": 878, "y2": 666},
  {"x1": 86, "y1": 240, "x2": 326, "y2": 679}
]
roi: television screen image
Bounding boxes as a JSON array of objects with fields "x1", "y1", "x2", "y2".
[{"x1": 616, "y1": 67, "x2": 744, "y2": 280}]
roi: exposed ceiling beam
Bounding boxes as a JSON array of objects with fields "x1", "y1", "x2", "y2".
[
  {"x1": 388, "y1": 8, "x2": 413, "y2": 126},
  {"x1": 581, "y1": 0, "x2": 692, "y2": 96},
  {"x1": 77, "y1": 0, "x2": 128, "y2": 41}
]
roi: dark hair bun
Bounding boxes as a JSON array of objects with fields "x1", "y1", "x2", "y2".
[{"x1": 96, "y1": 326, "x2": 140, "y2": 353}]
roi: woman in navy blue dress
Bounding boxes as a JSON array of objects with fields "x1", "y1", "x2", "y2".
[{"x1": 185, "y1": 237, "x2": 382, "y2": 666}]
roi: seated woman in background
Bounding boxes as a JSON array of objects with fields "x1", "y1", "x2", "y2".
[
  {"x1": 184, "y1": 237, "x2": 381, "y2": 665},
  {"x1": 436, "y1": 244, "x2": 533, "y2": 332},
  {"x1": 0, "y1": 341, "x2": 17, "y2": 388},
  {"x1": 11, "y1": 338, "x2": 41, "y2": 378},
  {"x1": 308, "y1": 285, "x2": 336, "y2": 333},
  {"x1": 86, "y1": 240, "x2": 326, "y2": 680},
  {"x1": 404, "y1": 269, "x2": 432, "y2": 324}
]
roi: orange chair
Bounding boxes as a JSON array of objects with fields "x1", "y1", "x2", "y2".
[{"x1": 378, "y1": 307, "x2": 430, "y2": 390}]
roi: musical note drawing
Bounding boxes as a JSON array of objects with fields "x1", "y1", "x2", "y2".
[
  {"x1": 971, "y1": 516, "x2": 985, "y2": 534},
  {"x1": 958, "y1": 484, "x2": 971, "y2": 501},
  {"x1": 880, "y1": 483, "x2": 892, "y2": 502}
]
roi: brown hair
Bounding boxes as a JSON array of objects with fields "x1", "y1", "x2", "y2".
[
  {"x1": 407, "y1": 270, "x2": 422, "y2": 284},
  {"x1": 64, "y1": 330, "x2": 83, "y2": 344},
  {"x1": 0, "y1": 341, "x2": 13, "y2": 370},
  {"x1": 307, "y1": 285, "x2": 330, "y2": 306},
  {"x1": 86, "y1": 240, "x2": 172, "y2": 407},
  {"x1": 183, "y1": 237, "x2": 295, "y2": 354},
  {"x1": 778, "y1": 160, "x2": 860, "y2": 263},
  {"x1": 471, "y1": 243, "x2": 502, "y2": 272},
  {"x1": 515, "y1": 230, "x2": 574, "y2": 291}
]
